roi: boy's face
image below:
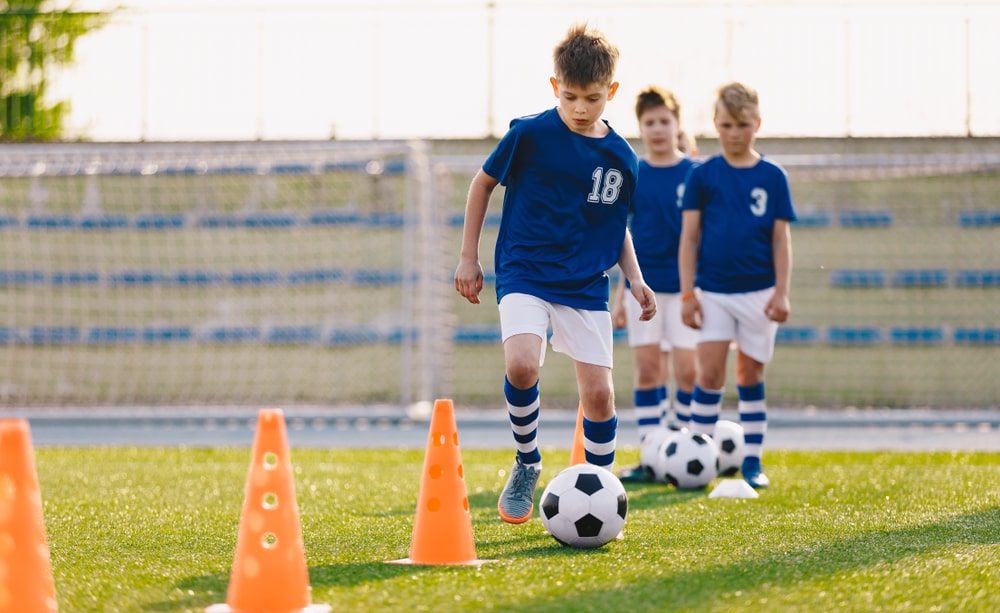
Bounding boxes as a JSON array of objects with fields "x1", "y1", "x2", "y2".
[
  {"x1": 550, "y1": 77, "x2": 619, "y2": 136},
  {"x1": 713, "y1": 101, "x2": 760, "y2": 157},
  {"x1": 638, "y1": 105, "x2": 680, "y2": 157}
]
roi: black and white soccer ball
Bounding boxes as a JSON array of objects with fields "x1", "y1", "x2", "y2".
[
  {"x1": 656, "y1": 430, "x2": 719, "y2": 489},
  {"x1": 638, "y1": 427, "x2": 674, "y2": 482},
  {"x1": 711, "y1": 419, "x2": 746, "y2": 476},
  {"x1": 540, "y1": 464, "x2": 628, "y2": 548}
]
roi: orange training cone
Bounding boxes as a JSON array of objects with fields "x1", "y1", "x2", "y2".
[
  {"x1": 569, "y1": 402, "x2": 586, "y2": 466},
  {"x1": 0, "y1": 418, "x2": 58, "y2": 613},
  {"x1": 207, "y1": 409, "x2": 330, "y2": 613},
  {"x1": 388, "y1": 399, "x2": 490, "y2": 566}
]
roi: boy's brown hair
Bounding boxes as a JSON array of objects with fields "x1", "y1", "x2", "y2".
[
  {"x1": 716, "y1": 81, "x2": 760, "y2": 120},
  {"x1": 552, "y1": 23, "x2": 619, "y2": 87},
  {"x1": 635, "y1": 86, "x2": 681, "y2": 121}
]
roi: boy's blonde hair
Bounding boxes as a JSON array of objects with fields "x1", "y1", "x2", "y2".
[
  {"x1": 553, "y1": 23, "x2": 619, "y2": 87},
  {"x1": 635, "y1": 86, "x2": 680, "y2": 122},
  {"x1": 715, "y1": 82, "x2": 760, "y2": 120}
]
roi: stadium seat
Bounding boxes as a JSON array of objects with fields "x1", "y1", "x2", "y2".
[
  {"x1": 171, "y1": 270, "x2": 224, "y2": 287},
  {"x1": 0, "y1": 215, "x2": 17, "y2": 228},
  {"x1": 953, "y1": 327, "x2": 1000, "y2": 345},
  {"x1": 383, "y1": 327, "x2": 418, "y2": 343},
  {"x1": 889, "y1": 326, "x2": 944, "y2": 345},
  {"x1": 229, "y1": 270, "x2": 282, "y2": 286},
  {"x1": 0, "y1": 327, "x2": 19, "y2": 344},
  {"x1": 108, "y1": 270, "x2": 168, "y2": 286},
  {"x1": 793, "y1": 210, "x2": 832, "y2": 228},
  {"x1": 365, "y1": 212, "x2": 406, "y2": 228},
  {"x1": 776, "y1": 326, "x2": 820, "y2": 345},
  {"x1": 86, "y1": 327, "x2": 139, "y2": 344},
  {"x1": 243, "y1": 212, "x2": 297, "y2": 228},
  {"x1": 830, "y1": 269, "x2": 886, "y2": 288},
  {"x1": 79, "y1": 214, "x2": 129, "y2": 229},
  {"x1": 142, "y1": 326, "x2": 193, "y2": 343},
  {"x1": 953, "y1": 269, "x2": 1000, "y2": 287},
  {"x1": 50, "y1": 270, "x2": 101, "y2": 286},
  {"x1": 453, "y1": 324, "x2": 502, "y2": 344},
  {"x1": 326, "y1": 327, "x2": 381, "y2": 346},
  {"x1": 197, "y1": 214, "x2": 244, "y2": 228},
  {"x1": 891, "y1": 269, "x2": 948, "y2": 287},
  {"x1": 839, "y1": 209, "x2": 892, "y2": 227},
  {"x1": 203, "y1": 326, "x2": 261, "y2": 343},
  {"x1": 0, "y1": 270, "x2": 45, "y2": 286},
  {"x1": 957, "y1": 209, "x2": 1000, "y2": 227},
  {"x1": 26, "y1": 214, "x2": 76, "y2": 229},
  {"x1": 286, "y1": 267, "x2": 345, "y2": 285},
  {"x1": 308, "y1": 210, "x2": 363, "y2": 226},
  {"x1": 265, "y1": 325, "x2": 321, "y2": 344},
  {"x1": 29, "y1": 326, "x2": 81, "y2": 345},
  {"x1": 827, "y1": 326, "x2": 882, "y2": 345},
  {"x1": 351, "y1": 268, "x2": 404, "y2": 286},
  {"x1": 134, "y1": 213, "x2": 185, "y2": 229}
]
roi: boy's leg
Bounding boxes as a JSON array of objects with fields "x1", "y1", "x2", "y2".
[
  {"x1": 737, "y1": 381, "x2": 768, "y2": 488},
  {"x1": 689, "y1": 340, "x2": 730, "y2": 437},
  {"x1": 576, "y1": 361, "x2": 617, "y2": 469},
  {"x1": 674, "y1": 388, "x2": 693, "y2": 429},
  {"x1": 632, "y1": 344, "x2": 663, "y2": 443}
]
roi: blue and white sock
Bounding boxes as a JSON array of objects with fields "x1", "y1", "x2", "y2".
[
  {"x1": 634, "y1": 388, "x2": 661, "y2": 443},
  {"x1": 690, "y1": 386, "x2": 723, "y2": 437},
  {"x1": 504, "y1": 376, "x2": 541, "y2": 468},
  {"x1": 738, "y1": 382, "x2": 767, "y2": 463},
  {"x1": 656, "y1": 384, "x2": 670, "y2": 427},
  {"x1": 583, "y1": 414, "x2": 617, "y2": 468},
  {"x1": 674, "y1": 389, "x2": 693, "y2": 427}
]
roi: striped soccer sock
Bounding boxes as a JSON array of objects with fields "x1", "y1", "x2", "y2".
[
  {"x1": 656, "y1": 384, "x2": 670, "y2": 428},
  {"x1": 634, "y1": 387, "x2": 661, "y2": 443},
  {"x1": 504, "y1": 376, "x2": 541, "y2": 468},
  {"x1": 690, "y1": 386, "x2": 723, "y2": 437},
  {"x1": 674, "y1": 389, "x2": 693, "y2": 427},
  {"x1": 738, "y1": 382, "x2": 767, "y2": 462},
  {"x1": 583, "y1": 414, "x2": 617, "y2": 468}
]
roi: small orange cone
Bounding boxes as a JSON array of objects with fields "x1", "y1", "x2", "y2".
[
  {"x1": 388, "y1": 399, "x2": 490, "y2": 566},
  {"x1": 207, "y1": 409, "x2": 330, "y2": 613},
  {"x1": 0, "y1": 418, "x2": 58, "y2": 613},
  {"x1": 569, "y1": 402, "x2": 586, "y2": 465}
]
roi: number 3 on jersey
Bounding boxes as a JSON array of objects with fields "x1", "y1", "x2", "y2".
[
  {"x1": 750, "y1": 187, "x2": 768, "y2": 216},
  {"x1": 588, "y1": 167, "x2": 624, "y2": 205}
]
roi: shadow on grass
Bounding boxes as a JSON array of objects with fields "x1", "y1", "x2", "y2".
[{"x1": 515, "y1": 506, "x2": 1000, "y2": 610}]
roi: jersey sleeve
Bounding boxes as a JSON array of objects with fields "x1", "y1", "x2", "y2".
[
  {"x1": 482, "y1": 118, "x2": 525, "y2": 186},
  {"x1": 680, "y1": 163, "x2": 704, "y2": 212},
  {"x1": 772, "y1": 165, "x2": 797, "y2": 222}
]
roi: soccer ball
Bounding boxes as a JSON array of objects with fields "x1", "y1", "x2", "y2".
[
  {"x1": 656, "y1": 430, "x2": 719, "y2": 489},
  {"x1": 711, "y1": 419, "x2": 746, "y2": 476},
  {"x1": 638, "y1": 427, "x2": 674, "y2": 482},
  {"x1": 540, "y1": 464, "x2": 628, "y2": 548}
]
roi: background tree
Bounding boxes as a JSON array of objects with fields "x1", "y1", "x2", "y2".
[{"x1": 1, "y1": 1, "x2": 113, "y2": 141}]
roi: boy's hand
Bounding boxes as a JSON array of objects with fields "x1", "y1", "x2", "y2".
[
  {"x1": 631, "y1": 282, "x2": 657, "y2": 321},
  {"x1": 681, "y1": 296, "x2": 702, "y2": 329},
  {"x1": 765, "y1": 292, "x2": 790, "y2": 323},
  {"x1": 611, "y1": 296, "x2": 626, "y2": 329},
  {"x1": 454, "y1": 260, "x2": 484, "y2": 305}
]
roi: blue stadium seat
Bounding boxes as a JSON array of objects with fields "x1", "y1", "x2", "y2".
[
  {"x1": 827, "y1": 326, "x2": 881, "y2": 345},
  {"x1": 265, "y1": 325, "x2": 321, "y2": 344},
  {"x1": 134, "y1": 213, "x2": 186, "y2": 229},
  {"x1": 891, "y1": 269, "x2": 948, "y2": 288},
  {"x1": 86, "y1": 327, "x2": 139, "y2": 344},
  {"x1": 26, "y1": 214, "x2": 76, "y2": 229},
  {"x1": 383, "y1": 327, "x2": 418, "y2": 343},
  {"x1": 243, "y1": 212, "x2": 297, "y2": 228},
  {"x1": 365, "y1": 212, "x2": 407, "y2": 228},
  {"x1": 953, "y1": 327, "x2": 1000, "y2": 345},
  {"x1": 830, "y1": 269, "x2": 886, "y2": 288},
  {"x1": 776, "y1": 326, "x2": 819, "y2": 345},
  {"x1": 351, "y1": 268, "x2": 403, "y2": 286},
  {"x1": 171, "y1": 270, "x2": 224, "y2": 287},
  {"x1": 308, "y1": 210, "x2": 363, "y2": 226},
  {"x1": 453, "y1": 324, "x2": 502, "y2": 344},
  {"x1": 50, "y1": 270, "x2": 101, "y2": 286},
  {"x1": 29, "y1": 326, "x2": 81, "y2": 345},
  {"x1": 286, "y1": 268, "x2": 345, "y2": 285},
  {"x1": 953, "y1": 269, "x2": 1000, "y2": 287},
  {"x1": 0, "y1": 215, "x2": 17, "y2": 228},
  {"x1": 203, "y1": 326, "x2": 261, "y2": 343},
  {"x1": 229, "y1": 270, "x2": 282, "y2": 286},
  {"x1": 142, "y1": 326, "x2": 193, "y2": 343},
  {"x1": 889, "y1": 326, "x2": 944, "y2": 345},
  {"x1": 957, "y1": 210, "x2": 1000, "y2": 227},
  {"x1": 794, "y1": 210, "x2": 832, "y2": 228},
  {"x1": 0, "y1": 270, "x2": 45, "y2": 286},
  {"x1": 326, "y1": 327, "x2": 381, "y2": 346},
  {"x1": 839, "y1": 209, "x2": 892, "y2": 227},
  {"x1": 0, "y1": 327, "x2": 20, "y2": 344},
  {"x1": 79, "y1": 214, "x2": 129, "y2": 230},
  {"x1": 108, "y1": 270, "x2": 168, "y2": 286},
  {"x1": 271, "y1": 162, "x2": 313, "y2": 175},
  {"x1": 447, "y1": 212, "x2": 501, "y2": 228},
  {"x1": 197, "y1": 214, "x2": 243, "y2": 228}
]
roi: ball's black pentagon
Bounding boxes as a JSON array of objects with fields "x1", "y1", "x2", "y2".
[
  {"x1": 574, "y1": 472, "x2": 604, "y2": 496},
  {"x1": 575, "y1": 513, "x2": 604, "y2": 538},
  {"x1": 687, "y1": 459, "x2": 704, "y2": 475},
  {"x1": 692, "y1": 433, "x2": 711, "y2": 446},
  {"x1": 665, "y1": 473, "x2": 679, "y2": 487},
  {"x1": 721, "y1": 439, "x2": 736, "y2": 454},
  {"x1": 665, "y1": 441, "x2": 678, "y2": 456},
  {"x1": 541, "y1": 492, "x2": 560, "y2": 520},
  {"x1": 616, "y1": 492, "x2": 628, "y2": 519},
  {"x1": 720, "y1": 466, "x2": 739, "y2": 477}
]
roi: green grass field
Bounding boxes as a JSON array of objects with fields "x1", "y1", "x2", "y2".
[{"x1": 35, "y1": 446, "x2": 1000, "y2": 612}]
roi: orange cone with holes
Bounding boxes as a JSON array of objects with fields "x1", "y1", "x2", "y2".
[
  {"x1": 206, "y1": 409, "x2": 330, "y2": 613},
  {"x1": 388, "y1": 399, "x2": 488, "y2": 566},
  {"x1": 569, "y1": 402, "x2": 586, "y2": 465},
  {"x1": 0, "y1": 418, "x2": 58, "y2": 613}
]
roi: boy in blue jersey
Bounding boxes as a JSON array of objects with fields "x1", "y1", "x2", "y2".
[
  {"x1": 678, "y1": 82, "x2": 795, "y2": 489},
  {"x1": 454, "y1": 23, "x2": 656, "y2": 524},
  {"x1": 611, "y1": 86, "x2": 698, "y2": 483}
]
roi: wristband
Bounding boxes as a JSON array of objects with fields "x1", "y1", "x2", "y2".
[{"x1": 681, "y1": 291, "x2": 696, "y2": 302}]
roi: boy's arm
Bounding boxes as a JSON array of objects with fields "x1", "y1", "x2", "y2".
[
  {"x1": 454, "y1": 169, "x2": 499, "y2": 305},
  {"x1": 610, "y1": 268, "x2": 627, "y2": 329},
  {"x1": 618, "y1": 228, "x2": 656, "y2": 321},
  {"x1": 678, "y1": 209, "x2": 702, "y2": 329},
  {"x1": 765, "y1": 219, "x2": 792, "y2": 322}
]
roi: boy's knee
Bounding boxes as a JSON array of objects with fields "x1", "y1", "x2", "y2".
[{"x1": 506, "y1": 359, "x2": 539, "y2": 389}]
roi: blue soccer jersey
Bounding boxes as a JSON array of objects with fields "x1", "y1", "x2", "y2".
[
  {"x1": 484, "y1": 108, "x2": 639, "y2": 310},
  {"x1": 630, "y1": 158, "x2": 695, "y2": 293},
  {"x1": 681, "y1": 154, "x2": 796, "y2": 293}
]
